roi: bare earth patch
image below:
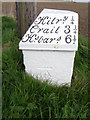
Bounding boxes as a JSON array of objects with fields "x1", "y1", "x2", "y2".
[{"x1": 2, "y1": 42, "x2": 10, "y2": 50}]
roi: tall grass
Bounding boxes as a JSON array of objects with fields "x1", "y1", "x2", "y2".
[
  {"x1": 2, "y1": 16, "x2": 18, "y2": 45},
  {"x1": 2, "y1": 16, "x2": 89, "y2": 119}
]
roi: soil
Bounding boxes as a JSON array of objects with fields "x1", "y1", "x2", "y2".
[
  {"x1": 2, "y1": 2, "x2": 16, "y2": 19},
  {"x1": 2, "y1": 42, "x2": 10, "y2": 50}
]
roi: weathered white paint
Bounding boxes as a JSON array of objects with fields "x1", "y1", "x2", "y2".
[
  {"x1": 22, "y1": 50, "x2": 75, "y2": 85},
  {"x1": 19, "y1": 9, "x2": 78, "y2": 86}
]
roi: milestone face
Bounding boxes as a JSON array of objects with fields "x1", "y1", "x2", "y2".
[{"x1": 22, "y1": 9, "x2": 78, "y2": 45}]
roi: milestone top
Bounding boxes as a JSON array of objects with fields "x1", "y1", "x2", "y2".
[{"x1": 19, "y1": 8, "x2": 78, "y2": 51}]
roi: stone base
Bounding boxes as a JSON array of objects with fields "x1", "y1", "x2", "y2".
[{"x1": 22, "y1": 50, "x2": 75, "y2": 86}]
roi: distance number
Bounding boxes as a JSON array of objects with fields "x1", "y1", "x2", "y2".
[{"x1": 65, "y1": 35, "x2": 72, "y2": 44}]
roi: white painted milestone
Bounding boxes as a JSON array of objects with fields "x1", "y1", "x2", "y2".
[{"x1": 19, "y1": 9, "x2": 78, "y2": 85}]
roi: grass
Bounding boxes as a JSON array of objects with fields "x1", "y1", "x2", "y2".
[
  {"x1": 2, "y1": 16, "x2": 18, "y2": 45},
  {"x1": 2, "y1": 16, "x2": 89, "y2": 119}
]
